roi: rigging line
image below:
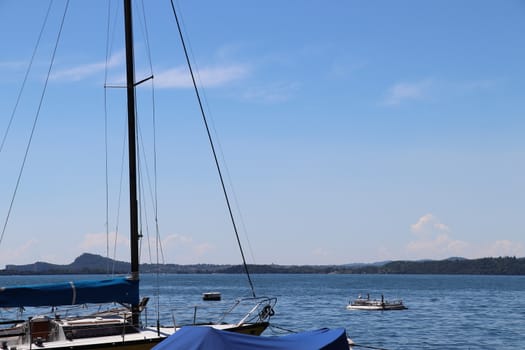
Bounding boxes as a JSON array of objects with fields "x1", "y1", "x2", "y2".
[
  {"x1": 198, "y1": 102, "x2": 258, "y2": 264},
  {"x1": 198, "y1": 98, "x2": 258, "y2": 264},
  {"x1": 180, "y1": 24, "x2": 258, "y2": 265},
  {"x1": 105, "y1": 0, "x2": 122, "y2": 275},
  {"x1": 267, "y1": 324, "x2": 297, "y2": 334},
  {"x1": 137, "y1": 0, "x2": 155, "y2": 75},
  {"x1": 112, "y1": 123, "x2": 128, "y2": 274},
  {"x1": 177, "y1": 8, "x2": 258, "y2": 267},
  {"x1": 137, "y1": 0, "x2": 164, "y2": 270},
  {"x1": 137, "y1": 160, "x2": 147, "y2": 265},
  {"x1": 221, "y1": 162, "x2": 257, "y2": 262},
  {"x1": 104, "y1": 0, "x2": 123, "y2": 276},
  {"x1": 172, "y1": 1, "x2": 257, "y2": 267},
  {"x1": 0, "y1": 1, "x2": 53, "y2": 154},
  {"x1": 135, "y1": 112, "x2": 166, "y2": 268},
  {"x1": 0, "y1": 0, "x2": 70, "y2": 247},
  {"x1": 139, "y1": 1, "x2": 160, "y2": 265},
  {"x1": 137, "y1": 121, "x2": 160, "y2": 264},
  {"x1": 133, "y1": 94, "x2": 165, "y2": 263},
  {"x1": 173, "y1": 12, "x2": 258, "y2": 265},
  {"x1": 135, "y1": 120, "x2": 153, "y2": 264},
  {"x1": 104, "y1": 0, "x2": 121, "y2": 75},
  {"x1": 169, "y1": 0, "x2": 257, "y2": 298},
  {"x1": 104, "y1": 0, "x2": 112, "y2": 275},
  {"x1": 139, "y1": 175, "x2": 152, "y2": 265},
  {"x1": 104, "y1": 1, "x2": 125, "y2": 274}
]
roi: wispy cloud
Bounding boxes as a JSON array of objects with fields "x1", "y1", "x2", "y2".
[
  {"x1": 147, "y1": 233, "x2": 215, "y2": 263},
  {"x1": 50, "y1": 52, "x2": 125, "y2": 82},
  {"x1": 193, "y1": 243, "x2": 214, "y2": 257},
  {"x1": 384, "y1": 79, "x2": 433, "y2": 105},
  {"x1": 459, "y1": 79, "x2": 496, "y2": 91},
  {"x1": 49, "y1": 52, "x2": 249, "y2": 88},
  {"x1": 0, "y1": 239, "x2": 38, "y2": 266},
  {"x1": 406, "y1": 233, "x2": 469, "y2": 257},
  {"x1": 74, "y1": 232, "x2": 216, "y2": 264},
  {"x1": 79, "y1": 232, "x2": 129, "y2": 250},
  {"x1": 383, "y1": 77, "x2": 497, "y2": 106},
  {"x1": 241, "y1": 81, "x2": 299, "y2": 103},
  {"x1": 328, "y1": 60, "x2": 367, "y2": 79},
  {"x1": 162, "y1": 233, "x2": 193, "y2": 245},
  {"x1": 155, "y1": 64, "x2": 249, "y2": 88},
  {"x1": 484, "y1": 240, "x2": 524, "y2": 257},
  {"x1": 410, "y1": 213, "x2": 449, "y2": 236},
  {"x1": 406, "y1": 214, "x2": 525, "y2": 260},
  {"x1": 312, "y1": 247, "x2": 330, "y2": 257},
  {"x1": 407, "y1": 213, "x2": 468, "y2": 258},
  {"x1": 0, "y1": 60, "x2": 27, "y2": 70}
]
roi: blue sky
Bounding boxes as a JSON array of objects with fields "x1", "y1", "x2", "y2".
[{"x1": 0, "y1": 0, "x2": 524, "y2": 266}]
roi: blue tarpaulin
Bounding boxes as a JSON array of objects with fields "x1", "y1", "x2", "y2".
[
  {"x1": 153, "y1": 326, "x2": 349, "y2": 350},
  {"x1": 0, "y1": 277, "x2": 139, "y2": 307}
]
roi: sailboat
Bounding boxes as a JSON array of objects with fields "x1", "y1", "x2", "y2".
[{"x1": 0, "y1": 1, "x2": 275, "y2": 349}]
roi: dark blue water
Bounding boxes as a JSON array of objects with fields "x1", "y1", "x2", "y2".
[{"x1": 1, "y1": 274, "x2": 524, "y2": 349}]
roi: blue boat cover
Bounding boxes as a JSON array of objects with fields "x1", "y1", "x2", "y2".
[
  {"x1": 0, "y1": 277, "x2": 139, "y2": 307},
  {"x1": 153, "y1": 326, "x2": 349, "y2": 350}
]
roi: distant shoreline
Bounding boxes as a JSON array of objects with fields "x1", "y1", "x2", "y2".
[{"x1": 1, "y1": 254, "x2": 524, "y2": 276}]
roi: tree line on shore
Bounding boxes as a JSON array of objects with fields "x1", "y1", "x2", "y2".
[{"x1": 1, "y1": 253, "x2": 523, "y2": 275}]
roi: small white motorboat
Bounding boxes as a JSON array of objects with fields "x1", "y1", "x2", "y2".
[{"x1": 346, "y1": 294, "x2": 406, "y2": 311}]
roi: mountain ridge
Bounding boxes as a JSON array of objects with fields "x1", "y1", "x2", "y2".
[{"x1": 1, "y1": 253, "x2": 524, "y2": 275}]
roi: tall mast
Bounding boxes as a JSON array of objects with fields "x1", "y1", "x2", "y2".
[{"x1": 123, "y1": 0, "x2": 140, "y2": 325}]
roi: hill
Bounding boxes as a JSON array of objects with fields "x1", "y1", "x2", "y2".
[
  {"x1": 2, "y1": 253, "x2": 131, "y2": 274},
  {"x1": 1, "y1": 254, "x2": 524, "y2": 275}
]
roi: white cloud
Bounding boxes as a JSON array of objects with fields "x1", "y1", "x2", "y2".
[
  {"x1": 50, "y1": 52, "x2": 125, "y2": 82},
  {"x1": 77, "y1": 232, "x2": 131, "y2": 262},
  {"x1": 141, "y1": 233, "x2": 216, "y2": 263},
  {"x1": 383, "y1": 77, "x2": 497, "y2": 106},
  {"x1": 241, "y1": 82, "x2": 299, "y2": 103},
  {"x1": 407, "y1": 233, "x2": 468, "y2": 257},
  {"x1": 384, "y1": 79, "x2": 433, "y2": 105},
  {"x1": 485, "y1": 240, "x2": 524, "y2": 257},
  {"x1": 434, "y1": 223, "x2": 450, "y2": 231},
  {"x1": 161, "y1": 233, "x2": 193, "y2": 246},
  {"x1": 407, "y1": 213, "x2": 467, "y2": 258},
  {"x1": 312, "y1": 247, "x2": 330, "y2": 257},
  {"x1": 410, "y1": 213, "x2": 433, "y2": 234},
  {"x1": 406, "y1": 214, "x2": 525, "y2": 260},
  {"x1": 155, "y1": 64, "x2": 249, "y2": 88},
  {"x1": 410, "y1": 213, "x2": 449, "y2": 236},
  {"x1": 45, "y1": 49, "x2": 250, "y2": 88},
  {"x1": 153, "y1": 67, "x2": 190, "y2": 87},
  {"x1": 0, "y1": 239, "x2": 38, "y2": 267},
  {"x1": 0, "y1": 60, "x2": 27, "y2": 70},
  {"x1": 75, "y1": 232, "x2": 217, "y2": 264},
  {"x1": 193, "y1": 243, "x2": 214, "y2": 257}
]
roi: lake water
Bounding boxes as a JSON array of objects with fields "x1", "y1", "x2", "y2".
[{"x1": 1, "y1": 274, "x2": 524, "y2": 349}]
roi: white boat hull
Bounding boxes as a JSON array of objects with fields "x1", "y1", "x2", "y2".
[
  {"x1": 346, "y1": 303, "x2": 406, "y2": 311},
  {"x1": 346, "y1": 296, "x2": 407, "y2": 311},
  {"x1": 1, "y1": 323, "x2": 269, "y2": 350}
]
